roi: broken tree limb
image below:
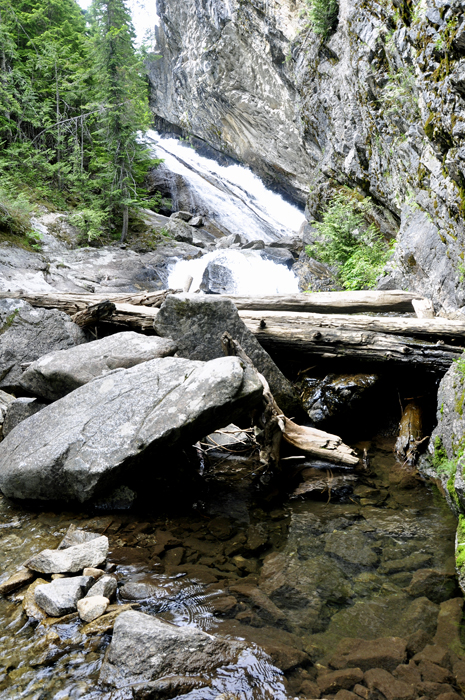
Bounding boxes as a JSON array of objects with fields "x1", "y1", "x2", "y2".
[
  {"x1": 395, "y1": 401, "x2": 425, "y2": 467},
  {"x1": 221, "y1": 331, "x2": 359, "y2": 468},
  {"x1": 71, "y1": 300, "x2": 116, "y2": 327}
]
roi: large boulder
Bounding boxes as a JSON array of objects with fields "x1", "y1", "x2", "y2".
[
  {"x1": 99, "y1": 610, "x2": 244, "y2": 689},
  {"x1": 3, "y1": 397, "x2": 47, "y2": 436},
  {"x1": 154, "y1": 295, "x2": 299, "y2": 414},
  {"x1": 0, "y1": 299, "x2": 86, "y2": 392},
  {"x1": 0, "y1": 356, "x2": 262, "y2": 502},
  {"x1": 20, "y1": 331, "x2": 178, "y2": 401}
]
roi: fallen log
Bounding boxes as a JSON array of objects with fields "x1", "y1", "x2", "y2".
[
  {"x1": 238, "y1": 310, "x2": 465, "y2": 342},
  {"x1": 219, "y1": 290, "x2": 423, "y2": 314},
  {"x1": 71, "y1": 300, "x2": 116, "y2": 327},
  {"x1": 238, "y1": 311, "x2": 465, "y2": 371},
  {"x1": 0, "y1": 289, "x2": 422, "y2": 314},
  {"x1": 221, "y1": 331, "x2": 359, "y2": 468}
]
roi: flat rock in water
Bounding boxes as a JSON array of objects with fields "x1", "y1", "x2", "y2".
[
  {"x1": 99, "y1": 610, "x2": 244, "y2": 688},
  {"x1": 58, "y1": 524, "x2": 101, "y2": 549},
  {"x1": 328, "y1": 636, "x2": 407, "y2": 672},
  {"x1": 0, "y1": 298, "x2": 86, "y2": 392},
  {"x1": 34, "y1": 576, "x2": 94, "y2": 617},
  {"x1": 20, "y1": 331, "x2": 178, "y2": 401},
  {"x1": 26, "y1": 536, "x2": 109, "y2": 573},
  {"x1": 0, "y1": 568, "x2": 35, "y2": 596},
  {"x1": 0, "y1": 356, "x2": 262, "y2": 502},
  {"x1": 154, "y1": 295, "x2": 299, "y2": 414}
]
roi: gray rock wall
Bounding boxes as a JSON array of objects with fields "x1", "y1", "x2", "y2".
[{"x1": 149, "y1": 0, "x2": 465, "y2": 315}]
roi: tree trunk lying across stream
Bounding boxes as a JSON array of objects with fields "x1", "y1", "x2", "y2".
[
  {"x1": 0, "y1": 289, "x2": 423, "y2": 314},
  {"x1": 2, "y1": 290, "x2": 464, "y2": 369}
]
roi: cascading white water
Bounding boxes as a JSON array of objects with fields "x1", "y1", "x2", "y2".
[
  {"x1": 147, "y1": 130, "x2": 306, "y2": 294},
  {"x1": 147, "y1": 130, "x2": 305, "y2": 243},
  {"x1": 168, "y1": 249, "x2": 300, "y2": 295}
]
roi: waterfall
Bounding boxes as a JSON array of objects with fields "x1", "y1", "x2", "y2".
[
  {"x1": 146, "y1": 131, "x2": 306, "y2": 295},
  {"x1": 146, "y1": 131, "x2": 305, "y2": 243},
  {"x1": 168, "y1": 249, "x2": 300, "y2": 295}
]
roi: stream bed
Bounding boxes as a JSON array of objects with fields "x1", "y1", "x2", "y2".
[{"x1": 0, "y1": 437, "x2": 461, "y2": 699}]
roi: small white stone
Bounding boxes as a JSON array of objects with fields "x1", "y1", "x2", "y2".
[
  {"x1": 83, "y1": 567, "x2": 104, "y2": 580},
  {"x1": 77, "y1": 595, "x2": 109, "y2": 622}
]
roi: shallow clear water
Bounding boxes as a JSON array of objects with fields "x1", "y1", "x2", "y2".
[{"x1": 0, "y1": 438, "x2": 460, "y2": 699}]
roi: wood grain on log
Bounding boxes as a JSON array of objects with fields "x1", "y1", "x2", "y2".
[{"x1": 71, "y1": 301, "x2": 116, "y2": 327}]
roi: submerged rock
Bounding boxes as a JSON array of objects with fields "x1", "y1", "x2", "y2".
[
  {"x1": 301, "y1": 373, "x2": 378, "y2": 425},
  {"x1": 0, "y1": 298, "x2": 86, "y2": 392},
  {"x1": 328, "y1": 636, "x2": 407, "y2": 672},
  {"x1": 99, "y1": 610, "x2": 244, "y2": 688},
  {"x1": 0, "y1": 568, "x2": 35, "y2": 597},
  {"x1": 20, "y1": 331, "x2": 177, "y2": 401},
  {"x1": 34, "y1": 576, "x2": 94, "y2": 617},
  {"x1": 0, "y1": 356, "x2": 262, "y2": 502},
  {"x1": 154, "y1": 295, "x2": 299, "y2": 414}
]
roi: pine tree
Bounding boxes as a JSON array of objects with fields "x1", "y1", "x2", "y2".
[{"x1": 88, "y1": 0, "x2": 153, "y2": 241}]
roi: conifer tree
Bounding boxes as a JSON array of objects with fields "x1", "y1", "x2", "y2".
[{"x1": 88, "y1": 0, "x2": 152, "y2": 241}]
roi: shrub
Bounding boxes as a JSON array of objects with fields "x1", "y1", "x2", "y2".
[
  {"x1": 305, "y1": 190, "x2": 394, "y2": 290},
  {"x1": 305, "y1": 0, "x2": 339, "y2": 37},
  {"x1": 0, "y1": 186, "x2": 34, "y2": 236},
  {"x1": 69, "y1": 207, "x2": 108, "y2": 242}
]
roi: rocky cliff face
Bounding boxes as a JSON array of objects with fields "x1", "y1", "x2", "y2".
[{"x1": 148, "y1": 0, "x2": 465, "y2": 316}]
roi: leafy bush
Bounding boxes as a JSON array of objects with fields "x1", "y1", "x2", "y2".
[
  {"x1": 306, "y1": 190, "x2": 394, "y2": 290},
  {"x1": 305, "y1": 0, "x2": 339, "y2": 37},
  {"x1": 69, "y1": 208, "x2": 108, "y2": 243},
  {"x1": 0, "y1": 186, "x2": 34, "y2": 236}
]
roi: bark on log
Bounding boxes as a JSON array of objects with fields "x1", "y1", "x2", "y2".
[
  {"x1": 239, "y1": 311, "x2": 464, "y2": 371},
  {"x1": 238, "y1": 310, "x2": 465, "y2": 342},
  {"x1": 221, "y1": 331, "x2": 359, "y2": 468},
  {"x1": 0, "y1": 289, "x2": 181, "y2": 313}
]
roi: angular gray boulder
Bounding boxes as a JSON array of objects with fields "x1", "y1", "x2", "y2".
[
  {"x1": 20, "y1": 331, "x2": 178, "y2": 401},
  {"x1": 0, "y1": 356, "x2": 262, "y2": 502},
  {"x1": 99, "y1": 610, "x2": 244, "y2": 688},
  {"x1": 34, "y1": 576, "x2": 94, "y2": 617},
  {"x1": 154, "y1": 295, "x2": 299, "y2": 414},
  {"x1": 0, "y1": 298, "x2": 86, "y2": 392},
  {"x1": 3, "y1": 397, "x2": 47, "y2": 436},
  {"x1": 26, "y1": 536, "x2": 109, "y2": 573}
]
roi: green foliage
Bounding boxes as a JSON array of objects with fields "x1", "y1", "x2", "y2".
[
  {"x1": 305, "y1": 190, "x2": 394, "y2": 290},
  {"x1": 0, "y1": 0, "x2": 161, "y2": 242},
  {"x1": 0, "y1": 186, "x2": 34, "y2": 236},
  {"x1": 304, "y1": 0, "x2": 339, "y2": 38},
  {"x1": 69, "y1": 207, "x2": 108, "y2": 242},
  {"x1": 382, "y1": 67, "x2": 420, "y2": 122},
  {"x1": 455, "y1": 352, "x2": 465, "y2": 379}
]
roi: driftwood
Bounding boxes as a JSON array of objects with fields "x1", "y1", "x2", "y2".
[
  {"x1": 395, "y1": 401, "x2": 425, "y2": 467},
  {"x1": 221, "y1": 331, "x2": 359, "y2": 468}
]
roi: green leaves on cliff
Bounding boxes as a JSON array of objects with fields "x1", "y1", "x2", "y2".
[
  {"x1": 305, "y1": 0, "x2": 339, "y2": 38},
  {"x1": 306, "y1": 190, "x2": 394, "y2": 290},
  {"x1": 0, "y1": 0, "x2": 156, "y2": 240}
]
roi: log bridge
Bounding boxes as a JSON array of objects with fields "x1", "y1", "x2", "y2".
[{"x1": 2, "y1": 289, "x2": 465, "y2": 371}]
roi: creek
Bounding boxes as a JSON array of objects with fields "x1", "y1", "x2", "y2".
[{"x1": 0, "y1": 432, "x2": 459, "y2": 699}]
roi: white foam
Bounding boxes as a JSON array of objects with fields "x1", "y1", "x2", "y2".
[{"x1": 168, "y1": 250, "x2": 299, "y2": 295}]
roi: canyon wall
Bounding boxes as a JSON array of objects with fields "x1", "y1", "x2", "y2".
[{"x1": 148, "y1": 0, "x2": 465, "y2": 316}]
